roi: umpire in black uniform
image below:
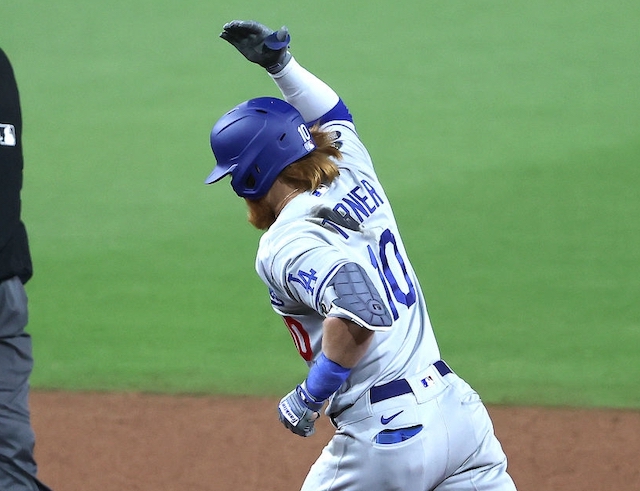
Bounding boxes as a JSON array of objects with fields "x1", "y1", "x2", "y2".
[{"x1": 0, "y1": 48, "x2": 52, "y2": 491}]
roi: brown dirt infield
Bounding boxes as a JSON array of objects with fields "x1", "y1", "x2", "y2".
[{"x1": 30, "y1": 391, "x2": 639, "y2": 491}]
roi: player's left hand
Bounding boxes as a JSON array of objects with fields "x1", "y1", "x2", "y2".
[
  {"x1": 277, "y1": 382, "x2": 323, "y2": 437},
  {"x1": 220, "y1": 20, "x2": 291, "y2": 73}
]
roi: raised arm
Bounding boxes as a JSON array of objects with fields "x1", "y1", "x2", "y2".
[{"x1": 219, "y1": 20, "x2": 352, "y2": 125}]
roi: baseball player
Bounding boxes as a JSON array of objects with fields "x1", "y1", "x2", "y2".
[
  {"x1": 205, "y1": 20, "x2": 517, "y2": 491},
  {"x1": 0, "y1": 48, "x2": 53, "y2": 491}
]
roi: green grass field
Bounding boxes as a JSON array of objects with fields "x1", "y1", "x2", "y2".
[{"x1": 2, "y1": 1, "x2": 638, "y2": 408}]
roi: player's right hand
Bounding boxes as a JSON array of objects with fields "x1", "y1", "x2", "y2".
[
  {"x1": 277, "y1": 383, "x2": 322, "y2": 437},
  {"x1": 220, "y1": 20, "x2": 291, "y2": 73}
]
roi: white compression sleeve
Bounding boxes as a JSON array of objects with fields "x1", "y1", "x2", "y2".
[{"x1": 270, "y1": 57, "x2": 339, "y2": 123}]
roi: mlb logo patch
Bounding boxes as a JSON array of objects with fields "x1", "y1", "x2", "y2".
[
  {"x1": 421, "y1": 375, "x2": 435, "y2": 388},
  {"x1": 0, "y1": 123, "x2": 17, "y2": 146}
]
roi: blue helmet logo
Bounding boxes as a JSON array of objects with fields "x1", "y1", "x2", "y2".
[{"x1": 205, "y1": 97, "x2": 316, "y2": 199}]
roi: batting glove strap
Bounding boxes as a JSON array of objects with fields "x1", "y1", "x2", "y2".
[
  {"x1": 263, "y1": 30, "x2": 292, "y2": 74},
  {"x1": 297, "y1": 381, "x2": 324, "y2": 412}
]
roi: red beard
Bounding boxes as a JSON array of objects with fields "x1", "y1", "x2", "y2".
[{"x1": 245, "y1": 198, "x2": 276, "y2": 230}]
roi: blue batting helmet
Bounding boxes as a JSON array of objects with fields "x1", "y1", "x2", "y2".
[{"x1": 205, "y1": 97, "x2": 316, "y2": 199}]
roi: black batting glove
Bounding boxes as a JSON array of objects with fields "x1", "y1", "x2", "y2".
[{"x1": 220, "y1": 20, "x2": 292, "y2": 74}]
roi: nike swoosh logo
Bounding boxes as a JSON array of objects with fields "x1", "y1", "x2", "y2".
[{"x1": 380, "y1": 410, "x2": 404, "y2": 425}]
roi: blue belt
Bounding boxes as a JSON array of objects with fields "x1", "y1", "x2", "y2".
[{"x1": 370, "y1": 360, "x2": 452, "y2": 404}]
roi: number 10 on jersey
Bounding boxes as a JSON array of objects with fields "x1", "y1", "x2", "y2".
[{"x1": 368, "y1": 228, "x2": 416, "y2": 320}]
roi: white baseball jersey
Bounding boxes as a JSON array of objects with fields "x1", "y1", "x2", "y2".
[
  {"x1": 252, "y1": 55, "x2": 515, "y2": 491},
  {"x1": 256, "y1": 118, "x2": 440, "y2": 417}
]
